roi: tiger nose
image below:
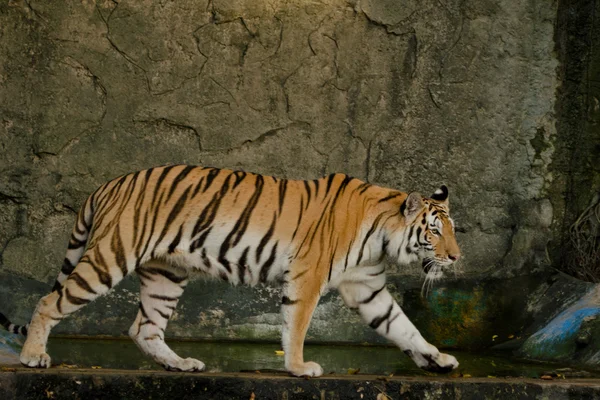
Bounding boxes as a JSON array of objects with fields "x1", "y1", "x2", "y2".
[{"x1": 448, "y1": 254, "x2": 460, "y2": 262}]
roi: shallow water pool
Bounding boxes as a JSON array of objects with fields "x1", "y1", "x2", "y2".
[{"x1": 41, "y1": 337, "x2": 598, "y2": 378}]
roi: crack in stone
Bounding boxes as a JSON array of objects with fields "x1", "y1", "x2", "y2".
[
  {"x1": 307, "y1": 14, "x2": 333, "y2": 56},
  {"x1": 96, "y1": 3, "x2": 152, "y2": 93},
  {"x1": 209, "y1": 77, "x2": 237, "y2": 105},
  {"x1": 438, "y1": 16, "x2": 465, "y2": 80},
  {"x1": 358, "y1": 6, "x2": 420, "y2": 36},
  {"x1": 0, "y1": 192, "x2": 25, "y2": 204},
  {"x1": 23, "y1": 0, "x2": 47, "y2": 24},
  {"x1": 135, "y1": 118, "x2": 203, "y2": 151},
  {"x1": 61, "y1": 56, "x2": 108, "y2": 125}
]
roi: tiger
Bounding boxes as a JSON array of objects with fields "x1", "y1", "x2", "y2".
[{"x1": 0, "y1": 165, "x2": 461, "y2": 377}]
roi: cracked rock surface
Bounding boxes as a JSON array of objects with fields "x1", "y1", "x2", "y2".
[{"x1": 0, "y1": 0, "x2": 560, "y2": 342}]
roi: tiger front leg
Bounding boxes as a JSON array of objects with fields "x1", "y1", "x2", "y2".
[
  {"x1": 338, "y1": 276, "x2": 458, "y2": 373},
  {"x1": 280, "y1": 273, "x2": 323, "y2": 377}
]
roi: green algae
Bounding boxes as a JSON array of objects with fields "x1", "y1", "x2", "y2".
[{"x1": 43, "y1": 337, "x2": 598, "y2": 379}]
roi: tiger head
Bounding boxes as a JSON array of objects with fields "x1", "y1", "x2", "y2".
[{"x1": 386, "y1": 185, "x2": 460, "y2": 276}]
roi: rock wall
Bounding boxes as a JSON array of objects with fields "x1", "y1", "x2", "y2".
[{"x1": 0, "y1": 0, "x2": 564, "y2": 343}]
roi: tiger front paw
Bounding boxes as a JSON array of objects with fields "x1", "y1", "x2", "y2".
[
  {"x1": 405, "y1": 349, "x2": 458, "y2": 373},
  {"x1": 163, "y1": 357, "x2": 206, "y2": 372},
  {"x1": 288, "y1": 361, "x2": 323, "y2": 377},
  {"x1": 20, "y1": 350, "x2": 51, "y2": 368}
]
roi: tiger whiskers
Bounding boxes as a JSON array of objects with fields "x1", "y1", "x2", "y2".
[{"x1": 421, "y1": 260, "x2": 443, "y2": 298}]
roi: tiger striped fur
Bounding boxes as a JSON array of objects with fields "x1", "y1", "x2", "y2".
[{"x1": 1, "y1": 165, "x2": 461, "y2": 376}]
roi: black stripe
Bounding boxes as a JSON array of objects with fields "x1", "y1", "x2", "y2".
[
  {"x1": 202, "y1": 168, "x2": 221, "y2": 192},
  {"x1": 368, "y1": 268, "x2": 385, "y2": 277},
  {"x1": 201, "y1": 248, "x2": 212, "y2": 269},
  {"x1": 325, "y1": 173, "x2": 336, "y2": 193},
  {"x1": 281, "y1": 296, "x2": 298, "y2": 305},
  {"x1": 92, "y1": 248, "x2": 113, "y2": 288},
  {"x1": 149, "y1": 294, "x2": 179, "y2": 302},
  {"x1": 166, "y1": 165, "x2": 195, "y2": 201},
  {"x1": 191, "y1": 176, "x2": 205, "y2": 198},
  {"x1": 359, "y1": 285, "x2": 385, "y2": 304},
  {"x1": 386, "y1": 312, "x2": 401, "y2": 334},
  {"x1": 295, "y1": 198, "x2": 332, "y2": 258},
  {"x1": 278, "y1": 179, "x2": 288, "y2": 214},
  {"x1": 190, "y1": 227, "x2": 212, "y2": 253},
  {"x1": 378, "y1": 192, "x2": 401, "y2": 203},
  {"x1": 327, "y1": 240, "x2": 339, "y2": 282},
  {"x1": 191, "y1": 173, "x2": 233, "y2": 238},
  {"x1": 291, "y1": 269, "x2": 308, "y2": 281},
  {"x1": 139, "y1": 301, "x2": 149, "y2": 319},
  {"x1": 111, "y1": 227, "x2": 128, "y2": 277},
  {"x1": 358, "y1": 182, "x2": 371, "y2": 195},
  {"x1": 218, "y1": 175, "x2": 264, "y2": 271},
  {"x1": 136, "y1": 268, "x2": 155, "y2": 282},
  {"x1": 312, "y1": 179, "x2": 320, "y2": 196},
  {"x1": 154, "y1": 308, "x2": 170, "y2": 320},
  {"x1": 133, "y1": 169, "x2": 152, "y2": 246},
  {"x1": 259, "y1": 242, "x2": 278, "y2": 282},
  {"x1": 256, "y1": 214, "x2": 276, "y2": 263},
  {"x1": 51, "y1": 280, "x2": 63, "y2": 292},
  {"x1": 155, "y1": 186, "x2": 191, "y2": 249},
  {"x1": 303, "y1": 180, "x2": 312, "y2": 205},
  {"x1": 369, "y1": 303, "x2": 394, "y2": 330},
  {"x1": 330, "y1": 175, "x2": 353, "y2": 209},
  {"x1": 232, "y1": 170, "x2": 247, "y2": 189},
  {"x1": 68, "y1": 236, "x2": 86, "y2": 249},
  {"x1": 151, "y1": 165, "x2": 177, "y2": 206},
  {"x1": 357, "y1": 214, "x2": 384, "y2": 264},
  {"x1": 142, "y1": 267, "x2": 187, "y2": 284},
  {"x1": 237, "y1": 247, "x2": 249, "y2": 284},
  {"x1": 61, "y1": 258, "x2": 75, "y2": 275},
  {"x1": 56, "y1": 288, "x2": 64, "y2": 313},
  {"x1": 65, "y1": 287, "x2": 91, "y2": 306},
  {"x1": 230, "y1": 175, "x2": 264, "y2": 247},
  {"x1": 139, "y1": 192, "x2": 164, "y2": 261},
  {"x1": 291, "y1": 196, "x2": 304, "y2": 240},
  {"x1": 168, "y1": 226, "x2": 183, "y2": 254},
  {"x1": 67, "y1": 273, "x2": 97, "y2": 295}
]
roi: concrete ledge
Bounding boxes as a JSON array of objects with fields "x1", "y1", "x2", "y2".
[{"x1": 1, "y1": 368, "x2": 599, "y2": 400}]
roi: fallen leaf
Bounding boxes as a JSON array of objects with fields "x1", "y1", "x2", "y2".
[
  {"x1": 377, "y1": 393, "x2": 391, "y2": 400},
  {"x1": 508, "y1": 334, "x2": 515, "y2": 339},
  {"x1": 1, "y1": 367, "x2": 16, "y2": 372},
  {"x1": 492, "y1": 335, "x2": 498, "y2": 341},
  {"x1": 274, "y1": 350, "x2": 284, "y2": 356},
  {"x1": 347, "y1": 368, "x2": 360, "y2": 375},
  {"x1": 462, "y1": 374, "x2": 472, "y2": 378},
  {"x1": 249, "y1": 392, "x2": 256, "y2": 400},
  {"x1": 541, "y1": 375, "x2": 554, "y2": 380},
  {"x1": 91, "y1": 366, "x2": 102, "y2": 369},
  {"x1": 45, "y1": 387, "x2": 54, "y2": 399},
  {"x1": 487, "y1": 375, "x2": 496, "y2": 378}
]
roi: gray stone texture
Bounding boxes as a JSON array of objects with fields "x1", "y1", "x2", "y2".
[{"x1": 0, "y1": 0, "x2": 583, "y2": 346}]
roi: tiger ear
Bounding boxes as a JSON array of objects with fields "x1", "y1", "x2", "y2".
[
  {"x1": 402, "y1": 192, "x2": 424, "y2": 222},
  {"x1": 431, "y1": 185, "x2": 449, "y2": 205}
]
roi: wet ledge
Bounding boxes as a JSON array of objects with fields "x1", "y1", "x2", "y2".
[{"x1": 1, "y1": 368, "x2": 599, "y2": 400}]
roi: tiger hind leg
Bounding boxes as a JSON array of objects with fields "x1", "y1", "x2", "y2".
[
  {"x1": 20, "y1": 252, "x2": 126, "y2": 368},
  {"x1": 129, "y1": 260, "x2": 204, "y2": 372},
  {"x1": 281, "y1": 270, "x2": 323, "y2": 377}
]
